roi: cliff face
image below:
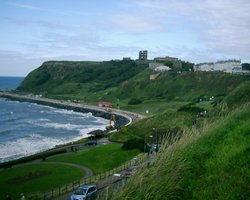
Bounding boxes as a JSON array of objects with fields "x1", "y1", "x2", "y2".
[
  {"x1": 17, "y1": 60, "x2": 148, "y2": 93},
  {"x1": 17, "y1": 60, "x2": 249, "y2": 104}
]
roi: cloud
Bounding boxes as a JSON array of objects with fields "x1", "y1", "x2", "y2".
[
  {"x1": 6, "y1": 2, "x2": 90, "y2": 17},
  {"x1": 3, "y1": 17, "x2": 78, "y2": 31},
  {"x1": 0, "y1": 50, "x2": 43, "y2": 76},
  {"x1": 108, "y1": 13, "x2": 163, "y2": 33},
  {"x1": 136, "y1": 0, "x2": 250, "y2": 60},
  {"x1": 7, "y1": 2, "x2": 44, "y2": 11}
]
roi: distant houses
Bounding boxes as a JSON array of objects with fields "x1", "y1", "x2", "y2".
[
  {"x1": 194, "y1": 59, "x2": 249, "y2": 74},
  {"x1": 119, "y1": 50, "x2": 249, "y2": 75}
]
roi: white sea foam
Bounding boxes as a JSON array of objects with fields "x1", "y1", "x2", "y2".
[
  {"x1": 0, "y1": 99, "x2": 110, "y2": 163},
  {"x1": 0, "y1": 134, "x2": 68, "y2": 163},
  {"x1": 0, "y1": 121, "x2": 108, "y2": 163},
  {"x1": 53, "y1": 109, "x2": 93, "y2": 117},
  {"x1": 38, "y1": 118, "x2": 50, "y2": 122},
  {"x1": 43, "y1": 122, "x2": 86, "y2": 130}
]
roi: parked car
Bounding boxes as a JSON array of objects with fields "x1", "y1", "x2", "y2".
[
  {"x1": 70, "y1": 184, "x2": 97, "y2": 200},
  {"x1": 84, "y1": 140, "x2": 97, "y2": 146},
  {"x1": 124, "y1": 166, "x2": 137, "y2": 176}
]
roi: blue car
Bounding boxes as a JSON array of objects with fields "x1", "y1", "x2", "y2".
[{"x1": 70, "y1": 184, "x2": 97, "y2": 200}]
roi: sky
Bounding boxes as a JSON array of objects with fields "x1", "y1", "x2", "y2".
[{"x1": 0, "y1": 0, "x2": 250, "y2": 76}]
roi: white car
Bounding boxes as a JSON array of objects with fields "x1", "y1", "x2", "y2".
[{"x1": 70, "y1": 184, "x2": 97, "y2": 200}]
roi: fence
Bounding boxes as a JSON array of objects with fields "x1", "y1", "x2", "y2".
[
  {"x1": 26, "y1": 154, "x2": 146, "y2": 200},
  {"x1": 96, "y1": 153, "x2": 155, "y2": 200}
]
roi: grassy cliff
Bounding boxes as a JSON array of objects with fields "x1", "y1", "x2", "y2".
[
  {"x1": 14, "y1": 60, "x2": 250, "y2": 199},
  {"x1": 18, "y1": 60, "x2": 248, "y2": 107},
  {"x1": 17, "y1": 60, "x2": 250, "y2": 142},
  {"x1": 109, "y1": 82, "x2": 250, "y2": 200}
]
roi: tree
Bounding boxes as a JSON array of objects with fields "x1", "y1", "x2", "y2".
[{"x1": 242, "y1": 63, "x2": 250, "y2": 71}]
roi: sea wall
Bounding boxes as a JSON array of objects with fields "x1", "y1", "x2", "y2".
[{"x1": 0, "y1": 92, "x2": 132, "y2": 129}]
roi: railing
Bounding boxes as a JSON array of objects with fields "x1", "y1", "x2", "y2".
[{"x1": 26, "y1": 155, "x2": 146, "y2": 200}]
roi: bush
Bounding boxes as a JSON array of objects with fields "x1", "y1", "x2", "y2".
[
  {"x1": 128, "y1": 98, "x2": 143, "y2": 105},
  {"x1": 122, "y1": 139, "x2": 145, "y2": 151},
  {"x1": 178, "y1": 104, "x2": 203, "y2": 113}
]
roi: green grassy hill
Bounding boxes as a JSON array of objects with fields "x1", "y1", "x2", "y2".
[
  {"x1": 17, "y1": 60, "x2": 250, "y2": 143},
  {"x1": 18, "y1": 60, "x2": 249, "y2": 107},
  {"x1": 110, "y1": 82, "x2": 250, "y2": 199},
  {"x1": 14, "y1": 60, "x2": 250, "y2": 199}
]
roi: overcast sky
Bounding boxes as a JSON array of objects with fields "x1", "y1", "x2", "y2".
[{"x1": 0, "y1": 0, "x2": 250, "y2": 76}]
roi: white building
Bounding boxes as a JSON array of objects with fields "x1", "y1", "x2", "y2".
[
  {"x1": 194, "y1": 59, "x2": 248, "y2": 74},
  {"x1": 149, "y1": 62, "x2": 171, "y2": 72}
]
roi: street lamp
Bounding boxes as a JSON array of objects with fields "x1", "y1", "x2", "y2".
[
  {"x1": 153, "y1": 128, "x2": 159, "y2": 152},
  {"x1": 144, "y1": 135, "x2": 153, "y2": 156}
]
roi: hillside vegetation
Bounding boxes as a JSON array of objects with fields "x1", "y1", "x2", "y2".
[
  {"x1": 18, "y1": 60, "x2": 248, "y2": 107},
  {"x1": 16, "y1": 60, "x2": 250, "y2": 199},
  {"x1": 110, "y1": 82, "x2": 250, "y2": 200},
  {"x1": 111, "y1": 105, "x2": 250, "y2": 200},
  {"x1": 18, "y1": 60, "x2": 250, "y2": 142}
]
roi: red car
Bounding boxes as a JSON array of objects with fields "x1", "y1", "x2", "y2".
[{"x1": 125, "y1": 167, "x2": 137, "y2": 176}]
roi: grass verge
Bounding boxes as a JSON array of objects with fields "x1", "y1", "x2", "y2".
[
  {"x1": 0, "y1": 164, "x2": 84, "y2": 200},
  {"x1": 47, "y1": 143, "x2": 140, "y2": 174}
]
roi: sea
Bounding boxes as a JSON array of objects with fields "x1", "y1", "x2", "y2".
[{"x1": 0, "y1": 76, "x2": 108, "y2": 163}]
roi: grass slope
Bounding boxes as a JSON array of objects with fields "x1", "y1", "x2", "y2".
[
  {"x1": 180, "y1": 106, "x2": 250, "y2": 199},
  {"x1": 47, "y1": 143, "x2": 140, "y2": 174},
  {"x1": 112, "y1": 104, "x2": 250, "y2": 200},
  {"x1": 0, "y1": 164, "x2": 84, "y2": 200},
  {"x1": 13, "y1": 60, "x2": 250, "y2": 199},
  {"x1": 18, "y1": 61, "x2": 249, "y2": 107}
]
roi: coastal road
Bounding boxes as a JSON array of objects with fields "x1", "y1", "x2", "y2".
[{"x1": 0, "y1": 91, "x2": 145, "y2": 125}]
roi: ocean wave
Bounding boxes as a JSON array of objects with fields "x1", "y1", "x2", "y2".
[
  {"x1": 53, "y1": 109, "x2": 93, "y2": 117},
  {"x1": 0, "y1": 115, "x2": 24, "y2": 123},
  {"x1": 0, "y1": 129, "x2": 13, "y2": 135},
  {"x1": 0, "y1": 134, "x2": 68, "y2": 163},
  {"x1": 0, "y1": 123, "x2": 106, "y2": 163},
  {"x1": 38, "y1": 118, "x2": 50, "y2": 122},
  {"x1": 0, "y1": 99, "x2": 110, "y2": 163},
  {"x1": 40, "y1": 122, "x2": 86, "y2": 130}
]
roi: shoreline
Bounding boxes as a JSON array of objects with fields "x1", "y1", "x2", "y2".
[
  {"x1": 0, "y1": 91, "x2": 144, "y2": 166},
  {"x1": 0, "y1": 91, "x2": 143, "y2": 128}
]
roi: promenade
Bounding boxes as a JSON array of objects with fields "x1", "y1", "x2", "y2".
[{"x1": 0, "y1": 91, "x2": 145, "y2": 128}]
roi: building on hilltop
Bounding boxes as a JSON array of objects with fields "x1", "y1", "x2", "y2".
[
  {"x1": 123, "y1": 57, "x2": 131, "y2": 61},
  {"x1": 154, "y1": 56, "x2": 179, "y2": 62},
  {"x1": 194, "y1": 59, "x2": 249, "y2": 74},
  {"x1": 139, "y1": 50, "x2": 148, "y2": 60},
  {"x1": 232, "y1": 67, "x2": 250, "y2": 74},
  {"x1": 149, "y1": 62, "x2": 171, "y2": 72},
  {"x1": 154, "y1": 56, "x2": 182, "y2": 69}
]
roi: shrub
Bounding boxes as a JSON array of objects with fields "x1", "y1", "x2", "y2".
[
  {"x1": 128, "y1": 98, "x2": 143, "y2": 105},
  {"x1": 122, "y1": 138, "x2": 145, "y2": 152}
]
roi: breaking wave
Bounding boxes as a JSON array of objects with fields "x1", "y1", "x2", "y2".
[{"x1": 0, "y1": 98, "x2": 109, "y2": 163}]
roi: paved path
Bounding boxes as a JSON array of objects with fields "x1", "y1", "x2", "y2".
[
  {"x1": 5, "y1": 161, "x2": 94, "y2": 178},
  {"x1": 38, "y1": 162, "x2": 93, "y2": 178}
]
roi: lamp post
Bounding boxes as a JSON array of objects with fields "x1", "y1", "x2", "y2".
[
  {"x1": 145, "y1": 135, "x2": 153, "y2": 167},
  {"x1": 144, "y1": 135, "x2": 153, "y2": 155},
  {"x1": 153, "y1": 128, "x2": 159, "y2": 152}
]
